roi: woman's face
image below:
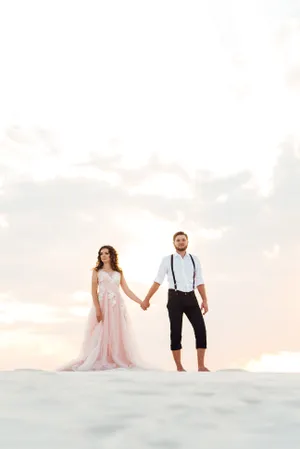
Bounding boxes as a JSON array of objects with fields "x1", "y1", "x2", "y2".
[{"x1": 100, "y1": 248, "x2": 111, "y2": 263}]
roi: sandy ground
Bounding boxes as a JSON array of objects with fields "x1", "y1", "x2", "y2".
[{"x1": 1, "y1": 369, "x2": 300, "y2": 448}]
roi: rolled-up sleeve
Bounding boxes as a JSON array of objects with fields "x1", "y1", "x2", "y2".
[
  {"x1": 154, "y1": 257, "x2": 167, "y2": 285},
  {"x1": 194, "y1": 256, "x2": 205, "y2": 286}
]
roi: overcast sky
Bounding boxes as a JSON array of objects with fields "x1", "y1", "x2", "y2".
[{"x1": 0, "y1": 0, "x2": 299, "y2": 372}]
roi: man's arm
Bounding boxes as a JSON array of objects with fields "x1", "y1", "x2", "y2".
[
  {"x1": 195, "y1": 256, "x2": 209, "y2": 314},
  {"x1": 141, "y1": 257, "x2": 167, "y2": 310},
  {"x1": 197, "y1": 285, "x2": 208, "y2": 314},
  {"x1": 143, "y1": 282, "x2": 160, "y2": 301}
]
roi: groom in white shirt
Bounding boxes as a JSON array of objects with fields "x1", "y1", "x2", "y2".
[{"x1": 141, "y1": 231, "x2": 209, "y2": 372}]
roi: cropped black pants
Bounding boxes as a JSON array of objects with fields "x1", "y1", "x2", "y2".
[{"x1": 167, "y1": 289, "x2": 207, "y2": 351}]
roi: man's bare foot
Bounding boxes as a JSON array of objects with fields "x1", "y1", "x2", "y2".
[
  {"x1": 198, "y1": 366, "x2": 210, "y2": 372},
  {"x1": 176, "y1": 365, "x2": 186, "y2": 372}
]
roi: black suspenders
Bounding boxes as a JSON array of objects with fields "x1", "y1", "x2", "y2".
[{"x1": 170, "y1": 254, "x2": 196, "y2": 292}]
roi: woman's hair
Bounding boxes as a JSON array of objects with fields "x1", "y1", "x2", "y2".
[{"x1": 94, "y1": 245, "x2": 123, "y2": 273}]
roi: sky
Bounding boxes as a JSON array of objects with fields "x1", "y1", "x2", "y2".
[{"x1": 0, "y1": 0, "x2": 299, "y2": 372}]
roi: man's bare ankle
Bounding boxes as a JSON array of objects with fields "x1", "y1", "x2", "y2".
[
  {"x1": 176, "y1": 364, "x2": 186, "y2": 372},
  {"x1": 198, "y1": 366, "x2": 210, "y2": 372}
]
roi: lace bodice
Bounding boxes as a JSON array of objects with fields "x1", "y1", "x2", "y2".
[
  {"x1": 98, "y1": 270, "x2": 121, "y2": 286},
  {"x1": 97, "y1": 270, "x2": 122, "y2": 307}
]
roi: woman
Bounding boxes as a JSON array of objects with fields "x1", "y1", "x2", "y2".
[{"x1": 59, "y1": 246, "x2": 143, "y2": 371}]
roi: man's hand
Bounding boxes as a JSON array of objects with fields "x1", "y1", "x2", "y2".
[
  {"x1": 96, "y1": 307, "x2": 103, "y2": 322},
  {"x1": 201, "y1": 301, "x2": 208, "y2": 315},
  {"x1": 141, "y1": 299, "x2": 150, "y2": 311}
]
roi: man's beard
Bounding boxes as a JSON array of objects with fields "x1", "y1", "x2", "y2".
[{"x1": 174, "y1": 244, "x2": 188, "y2": 252}]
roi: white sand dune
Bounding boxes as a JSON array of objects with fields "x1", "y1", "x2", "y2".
[{"x1": 1, "y1": 369, "x2": 300, "y2": 448}]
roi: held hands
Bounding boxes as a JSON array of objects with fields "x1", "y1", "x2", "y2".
[
  {"x1": 140, "y1": 298, "x2": 150, "y2": 311},
  {"x1": 135, "y1": 298, "x2": 149, "y2": 311}
]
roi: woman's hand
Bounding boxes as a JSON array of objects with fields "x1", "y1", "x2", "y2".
[
  {"x1": 141, "y1": 299, "x2": 150, "y2": 310},
  {"x1": 96, "y1": 306, "x2": 103, "y2": 322}
]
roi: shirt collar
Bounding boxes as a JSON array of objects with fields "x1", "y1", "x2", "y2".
[{"x1": 174, "y1": 251, "x2": 189, "y2": 258}]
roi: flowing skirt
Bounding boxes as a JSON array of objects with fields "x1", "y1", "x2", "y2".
[{"x1": 58, "y1": 286, "x2": 143, "y2": 371}]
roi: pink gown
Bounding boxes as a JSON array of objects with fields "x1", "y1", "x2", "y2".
[{"x1": 58, "y1": 270, "x2": 141, "y2": 371}]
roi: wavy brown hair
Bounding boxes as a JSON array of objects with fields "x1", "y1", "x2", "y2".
[{"x1": 94, "y1": 245, "x2": 123, "y2": 273}]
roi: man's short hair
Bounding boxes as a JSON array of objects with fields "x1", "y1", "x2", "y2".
[{"x1": 173, "y1": 231, "x2": 188, "y2": 242}]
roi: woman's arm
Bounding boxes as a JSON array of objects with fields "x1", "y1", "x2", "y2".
[
  {"x1": 91, "y1": 269, "x2": 102, "y2": 321},
  {"x1": 120, "y1": 273, "x2": 142, "y2": 305}
]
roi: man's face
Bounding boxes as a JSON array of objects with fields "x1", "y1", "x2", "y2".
[{"x1": 173, "y1": 235, "x2": 188, "y2": 252}]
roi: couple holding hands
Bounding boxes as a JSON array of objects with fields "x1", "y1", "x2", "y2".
[{"x1": 59, "y1": 231, "x2": 209, "y2": 372}]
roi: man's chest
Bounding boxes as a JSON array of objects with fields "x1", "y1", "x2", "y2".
[{"x1": 167, "y1": 257, "x2": 194, "y2": 277}]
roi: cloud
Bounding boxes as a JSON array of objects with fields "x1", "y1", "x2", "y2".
[
  {"x1": 263, "y1": 244, "x2": 280, "y2": 259},
  {"x1": 0, "y1": 214, "x2": 9, "y2": 228},
  {"x1": 246, "y1": 351, "x2": 300, "y2": 372},
  {"x1": 0, "y1": 4, "x2": 299, "y2": 370},
  {"x1": 0, "y1": 125, "x2": 60, "y2": 176},
  {"x1": 0, "y1": 134, "x2": 299, "y2": 370}
]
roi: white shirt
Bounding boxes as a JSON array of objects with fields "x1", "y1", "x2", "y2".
[{"x1": 154, "y1": 252, "x2": 204, "y2": 292}]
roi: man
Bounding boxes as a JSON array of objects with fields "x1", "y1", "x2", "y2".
[{"x1": 141, "y1": 231, "x2": 209, "y2": 372}]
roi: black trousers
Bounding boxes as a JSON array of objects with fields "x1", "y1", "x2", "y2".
[{"x1": 167, "y1": 289, "x2": 207, "y2": 351}]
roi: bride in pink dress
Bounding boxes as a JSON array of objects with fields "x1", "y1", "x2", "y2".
[{"x1": 59, "y1": 246, "x2": 143, "y2": 371}]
